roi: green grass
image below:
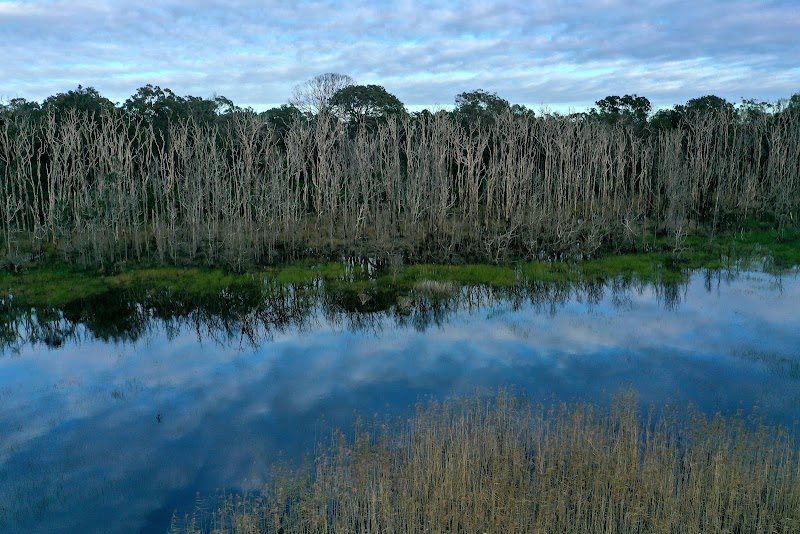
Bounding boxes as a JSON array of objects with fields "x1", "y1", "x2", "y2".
[
  {"x1": 402, "y1": 264, "x2": 519, "y2": 287},
  {"x1": 0, "y1": 265, "x2": 262, "y2": 307},
  {"x1": 0, "y1": 266, "x2": 108, "y2": 306},
  {"x1": 264, "y1": 260, "x2": 350, "y2": 286},
  {"x1": 656, "y1": 226, "x2": 800, "y2": 272},
  {"x1": 171, "y1": 391, "x2": 800, "y2": 534},
  {"x1": 1, "y1": 228, "x2": 798, "y2": 309}
]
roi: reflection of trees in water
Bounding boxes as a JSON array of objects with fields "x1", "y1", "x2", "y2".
[
  {"x1": 0, "y1": 272, "x2": 701, "y2": 353},
  {"x1": 182, "y1": 286, "x2": 320, "y2": 347},
  {"x1": 607, "y1": 277, "x2": 686, "y2": 312},
  {"x1": 1, "y1": 301, "x2": 83, "y2": 352}
]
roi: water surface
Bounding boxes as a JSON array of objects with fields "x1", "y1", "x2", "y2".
[{"x1": 1, "y1": 269, "x2": 799, "y2": 533}]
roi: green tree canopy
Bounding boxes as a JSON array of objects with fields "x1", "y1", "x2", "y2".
[
  {"x1": 737, "y1": 98, "x2": 777, "y2": 124},
  {"x1": 510, "y1": 103, "x2": 535, "y2": 120},
  {"x1": 42, "y1": 85, "x2": 115, "y2": 120},
  {"x1": 263, "y1": 104, "x2": 304, "y2": 124},
  {"x1": 783, "y1": 92, "x2": 800, "y2": 116},
  {"x1": 453, "y1": 89, "x2": 511, "y2": 125},
  {"x1": 122, "y1": 85, "x2": 235, "y2": 130},
  {"x1": 329, "y1": 84, "x2": 405, "y2": 125},
  {"x1": 648, "y1": 108, "x2": 682, "y2": 132},
  {"x1": 261, "y1": 104, "x2": 306, "y2": 141},
  {"x1": 591, "y1": 94, "x2": 652, "y2": 127},
  {"x1": 679, "y1": 95, "x2": 735, "y2": 117},
  {"x1": 0, "y1": 98, "x2": 42, "y2": 120},
  {"x1": 122, "y1": 85, "x2": 187, "y2": 129}
]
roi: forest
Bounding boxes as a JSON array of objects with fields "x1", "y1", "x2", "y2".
[{"x1": 1, "y1": 78, "x2": 799, "y2": 270}]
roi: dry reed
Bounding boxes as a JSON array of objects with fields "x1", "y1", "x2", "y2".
[{"x1": 173, "y1": 391, "x2": 800, "y2": 533}]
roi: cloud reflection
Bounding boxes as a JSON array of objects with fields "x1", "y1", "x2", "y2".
[{"x1": 0, "y1": 270, "x2": 799, "y2": 533}]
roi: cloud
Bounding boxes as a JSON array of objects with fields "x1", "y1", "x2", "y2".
[{"x1": 1, "y1": 0, "x2": 798, "y2": 109}]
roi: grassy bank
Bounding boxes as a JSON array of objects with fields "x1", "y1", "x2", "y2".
[
  {"x1": 1, "y1": 226, "x2": 797, "y2": 309},
  {"x1": 171, "y1": 391, "x2": 800, "y2": 534}
]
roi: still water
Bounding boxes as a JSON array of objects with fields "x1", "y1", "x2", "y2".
[{"x1": 1, "y1": 269, "x2": 799, "y2": 533}]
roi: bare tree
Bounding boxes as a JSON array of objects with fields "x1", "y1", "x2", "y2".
[
  {"x1": 290, "y1": 73, "x2": 355, "y2": 115},
  {"x1": 2, "y1": 99, "x2": 799, "y2": 269}
]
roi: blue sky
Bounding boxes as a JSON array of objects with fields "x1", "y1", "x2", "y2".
[{"x1": 1, "y1": 0, "x2": 799, "y2": 112}]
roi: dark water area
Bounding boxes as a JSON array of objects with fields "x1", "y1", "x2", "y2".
[{"x1": 1, "y1": 269, "x2": 799, "y2": 533}]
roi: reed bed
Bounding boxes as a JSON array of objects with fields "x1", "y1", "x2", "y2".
[
  {"x1": 174, "y1": 391, "x2": 800, "y2": 533},
  {"x1": 2, "y1": 108, "x2": 799, "y2": 269}
]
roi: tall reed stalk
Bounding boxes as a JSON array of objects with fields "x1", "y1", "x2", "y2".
[{"x1": 173, "y1": 391, "x2": 800, "y2": 534}]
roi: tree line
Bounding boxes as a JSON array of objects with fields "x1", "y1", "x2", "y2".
[{"x1": 1, "y1": 77, "x2": 799, "y2": 269}]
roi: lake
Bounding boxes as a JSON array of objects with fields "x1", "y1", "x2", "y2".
[{"x1": 1, "y1": 267, "x2": 799, "y2": 533}]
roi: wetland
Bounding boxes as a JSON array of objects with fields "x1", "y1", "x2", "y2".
[
  {"x1": 2, "y1": 95, "x2": 800, "y2": 532},
  {"x1": 1, "y1": 253, "x2": 799, "y2": 532}
]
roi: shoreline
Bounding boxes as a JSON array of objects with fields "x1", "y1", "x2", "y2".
[{"x1": 2, "y1": 226, "x2": 798, "y2": 309}]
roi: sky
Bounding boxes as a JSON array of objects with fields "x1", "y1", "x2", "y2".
[{"x1": 1, "y1": 0, "x2": 799, "y2": 113}]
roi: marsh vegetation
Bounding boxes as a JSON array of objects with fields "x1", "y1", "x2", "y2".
[{"x1": 172, "y1": 391, "x2": 800, "y2": 534}]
